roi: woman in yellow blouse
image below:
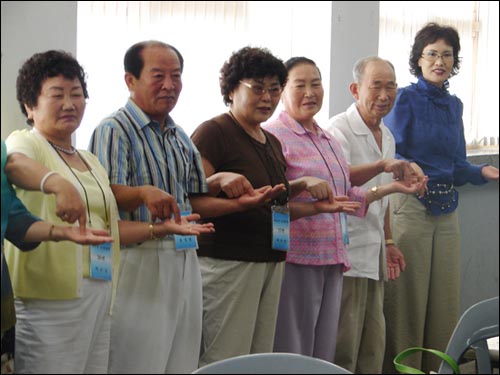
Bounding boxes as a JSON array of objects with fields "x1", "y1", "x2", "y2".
[{"x1": 4, "y1": 50, "x2": 213, "y2": 374}]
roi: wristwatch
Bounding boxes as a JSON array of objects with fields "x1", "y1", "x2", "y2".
[{"x1": 371, "y1": 185, "x2": 379, "y2": 199}]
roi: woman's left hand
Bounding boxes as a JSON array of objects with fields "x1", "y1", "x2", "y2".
[
  {"x1": 61, "y1": 227, "x2": 114, "y2": 245},
  {"x1": 313, "y1": 195, "x2": 361, "y2": 214}
]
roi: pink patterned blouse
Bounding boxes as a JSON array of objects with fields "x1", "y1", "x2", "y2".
[{"x1": 264, "y1": 111, "x2": 368, "y2": 269}]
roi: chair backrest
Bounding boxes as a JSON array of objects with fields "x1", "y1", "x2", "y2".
[
  {"x1": 439, "y1": 296, "x2": 499, "y2": 374},
  {"x1": 192, "y1": 353, "x2": 353, "y2": 374}
]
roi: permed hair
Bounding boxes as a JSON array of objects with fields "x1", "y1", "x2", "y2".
[
  {"x1": 16, "y1": 50, "x2": 89, "y2": 125},
  {"x1": 219, "y1": 46, "x2": 288, "y2": 106}
]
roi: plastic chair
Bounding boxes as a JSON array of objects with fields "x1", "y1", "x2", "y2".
[
  {"x1": 439, "y1": 296, "x2": 499, "y2": 374},
  {"x1": 192, "y1": 353, "x2": 353, "y2": 374}
]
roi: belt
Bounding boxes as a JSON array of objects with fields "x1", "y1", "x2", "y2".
[{"x1": 421, "y1": 183, "x2": 457, "y2": 213}]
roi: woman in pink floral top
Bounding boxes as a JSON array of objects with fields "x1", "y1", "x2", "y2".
[{"x1": 264, "y1": 57, "x2": 424, "y2": 362}]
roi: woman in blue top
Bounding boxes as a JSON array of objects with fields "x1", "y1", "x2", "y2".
[{"x1": 382, "y1": 23, "x2": 499, "y2": 374}]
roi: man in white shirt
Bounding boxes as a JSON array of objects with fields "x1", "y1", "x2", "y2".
[{"x1": 327, "y1": 56, "x2": 418, "y2": 373}]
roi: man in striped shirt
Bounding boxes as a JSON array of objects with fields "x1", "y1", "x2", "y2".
[
  {"x1": 89, "y1": 40, "x2": 208, "y2": 374},
  {"x1": 90, "y1": 40, "x2": 288, "y2": 374}
]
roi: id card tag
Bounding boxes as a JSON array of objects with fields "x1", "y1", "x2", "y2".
[
  {"x1": 174, "y1": 210, "x2": 198, "y2": 251},
  {"x1": 272, "y1": 205, "x2": 290, "y2": 251},
  {"x1": 90, "y1": 243, "x2": 112, "y2": 281},
  {"x1": 340, "y1": 212, "x2": 350, "y2": 245}
]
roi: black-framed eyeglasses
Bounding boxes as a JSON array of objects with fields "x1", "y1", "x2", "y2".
[{"x1": 239, "y1": 80, "x2": 283, "y2": 97}]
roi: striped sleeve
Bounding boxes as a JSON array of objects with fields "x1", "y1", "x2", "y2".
[
  {"x1": 88, "y1": 118, "x2": 130, "y2": 185},
  {"x1": 175, "y1": 126, "x2": 208, "y2": 195}
]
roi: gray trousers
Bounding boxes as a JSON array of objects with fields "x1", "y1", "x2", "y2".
[{"x1": 273, "y1": 262, "x2": 343, "y2": 362}]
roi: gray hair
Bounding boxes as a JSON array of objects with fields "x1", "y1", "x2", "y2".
[{"x1": 352, "y1": 56, "x2": 395, "y2": 84}]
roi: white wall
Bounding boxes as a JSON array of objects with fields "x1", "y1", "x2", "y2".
[
  {"x1": 328, "y1": 1, "x2": 379, "y2": 117},
  {"x1": 1, "y1": 1, "x2": 77, "y2": 140},
  {"x1": 457, "y1": 154, "x2": 499, "y2": 313}
]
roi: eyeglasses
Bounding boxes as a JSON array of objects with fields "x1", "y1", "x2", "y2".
[
  {"x1": 239, "y1": 80, "x2": 283, "y2": 97},
  {"x1": 421, "y1": 51, "x2": 454, "y2": 62}
]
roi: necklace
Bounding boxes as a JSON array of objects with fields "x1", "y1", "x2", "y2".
[{"x1": 49, "y1": 141, "x2": 76, "y2": 155}]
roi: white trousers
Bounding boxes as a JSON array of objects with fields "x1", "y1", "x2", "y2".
[
  {"x1": 14, "y1": 278, "x2": 112, "y2": 374},
  {"x1": 108, "y1": 240, "x2": 202, "y2": 374}
]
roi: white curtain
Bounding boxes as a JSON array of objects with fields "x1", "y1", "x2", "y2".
[
  {"x1": 379, "y1": 1, "x2": 499, "y2": 147},
  {"x1": 76, "y1": 1, "x2": 246, "y2": 148},
  {"x1": 76, "y1": 1, "x2": 332, "y2": 148}
]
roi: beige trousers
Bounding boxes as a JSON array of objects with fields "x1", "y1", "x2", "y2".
[
  {"x1": 383, "y1": 194, "x2": 460, "y2": 374},
  {"x1": 335, "y1": 276, "x2": 385, "y2": 374},
  {"x1": 198, "y1": 257, "x2": 284, "y2": 368}
]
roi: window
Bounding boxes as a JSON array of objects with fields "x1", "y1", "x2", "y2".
[
  {"x1": 379, "y1": 1, "x2": 499, "y2": 153},
  {"x1": 75, "y1": 1, "x2": 332, "y2": 149}
]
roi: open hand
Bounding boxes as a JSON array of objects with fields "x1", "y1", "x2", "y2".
[
  {"x1": 156, "y1": 213, "x2": 215, "y2": 236},
  {"x1": 313, "y1": 195, "x2": 362, "y2": 214},
  {"x1": 62, "y1": 227, "x2": 114, "y2": 245},
  {"x1": 392, "y1": 175, "x2": 428, "y2": 196},
  {"x1": 237, "y1": 184, "x2": 287, "y2": 209},
  {"x1": 386, "y1": 243, "x2": 406, "y2": 280}
]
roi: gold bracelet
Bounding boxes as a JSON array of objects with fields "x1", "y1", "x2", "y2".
[
  {"x1": 48, "y1": 224, "x2": 58, "y2": 242},
  {"x1": 149, "y1": 224, "x2": 160, "y2": 240},
  {"x1": 385, "y1": 239, "x2": 396, "y2": 246}
]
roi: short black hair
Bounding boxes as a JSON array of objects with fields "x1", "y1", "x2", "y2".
[
  {"x1": 124, "y1": 40, "x2": 184, "y2": 78},
  {"x1": 16, "y1": 50, "x2": 88, "y2": 125},
  {"x1": 284, "y1": 56, "x2": 322, "y2": 79}
]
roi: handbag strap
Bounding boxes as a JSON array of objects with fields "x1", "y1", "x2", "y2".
[{"x1": 393, "y1": 347, "x2": 461, "y2": 374}]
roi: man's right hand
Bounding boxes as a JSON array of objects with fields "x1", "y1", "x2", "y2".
[{"x1": 139, "y1": 186, "x2": 181, "y2": 223}]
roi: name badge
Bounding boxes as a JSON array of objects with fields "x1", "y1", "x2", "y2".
[
  {"x1": 340, "y1": 212, "x2": 350, "y2": 245},
  {"x1": 90, "y1": 243, "x2": 112, "y2": 281},
  {"x1": 174, "y1": 210, "x2": 198, "y2": 251},
  {"x1": 272, "y1": 205, "x2": 290, "y2": 251}
]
